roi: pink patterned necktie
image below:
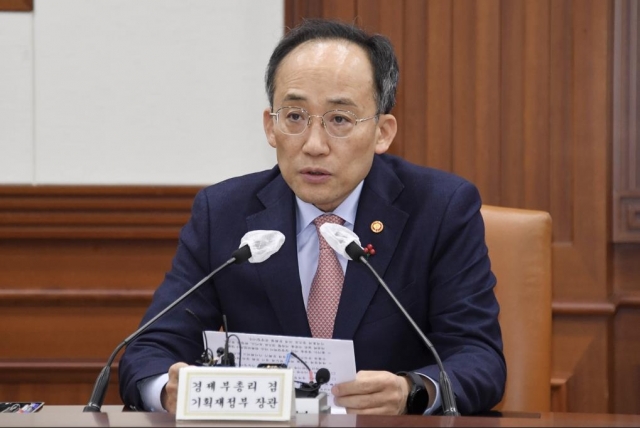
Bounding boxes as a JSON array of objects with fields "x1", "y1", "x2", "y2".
[{"x1": 307, "y1": 214, "x2": 346, "y2": 339}]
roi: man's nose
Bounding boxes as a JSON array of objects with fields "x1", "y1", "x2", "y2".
[
  {"x1": 303, "y1": 115, "x2": 330, "y2": 154},
  {"x1": 307, "y1": 114, "x2": 325, "y2": 130}
]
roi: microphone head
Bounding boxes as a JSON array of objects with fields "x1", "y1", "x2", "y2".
[
  {"x1": 315, "y1": 368, "x2": 330, "y2": 385},
  {"x1": 238, "y1": 230, "x2": 285, "y2": 263},
  {"x1": 345, "y1": 241, "x2": 366, "y2": 262},
  {"x1": 319, "y1": 223, "x2": 362, "y2": 260},
  {"x1": 231, "y1": 245, "x2": 252, "y2": 264}
]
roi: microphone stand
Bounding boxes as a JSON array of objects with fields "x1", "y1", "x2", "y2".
[
  {"x1": 345, "y1": 242, "x2": 460, "y2": 416},
  {"x1": 83, "y1": 246, "x2": 251, "y2": 412},
  {"x1": 220, "y1": 315, "x2": 233, "y2": 366}
]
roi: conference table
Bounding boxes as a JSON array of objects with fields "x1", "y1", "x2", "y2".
[{"x1": 1, "y1": 405, "x2": 640, "y2": 427}]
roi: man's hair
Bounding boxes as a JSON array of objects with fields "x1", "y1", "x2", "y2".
[{"x1": 265, "y1": 19, "x2": 399, "y2": 114}]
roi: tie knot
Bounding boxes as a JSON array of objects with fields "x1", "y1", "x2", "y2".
[
  {"x1": 313, "y1": 214, "x2": 344, "y2": 250},
  {"x1": 313, "y1": 214, "x2": 345, "y2": 229}
]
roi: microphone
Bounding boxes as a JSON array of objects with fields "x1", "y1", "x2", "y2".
[
  {"x1": 83, "y1": 230, "x2": 285, "y2": 412},
  {"x1": 218, "y1": 315, "x2": 235, "y2": 367},
  {"x1": 284, "y1": 351, "x2": 330, "y2": 398},
  {"x1": 185, "y1": 309, "x2": 215, "y2": 366},
  {"x1": 319, "y1": 224, "x2": 460, "y2": 416},
  {"x1": 296, "y1": 368, "x2": 331, "y2": 398}
]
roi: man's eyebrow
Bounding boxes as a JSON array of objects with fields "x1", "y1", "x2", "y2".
[
  {"x1": 327, "y1": 97, "x2": 358, "y2": 108},
  {"x1": 282, "y1": 93, "x2": 306, "y2": 102}
]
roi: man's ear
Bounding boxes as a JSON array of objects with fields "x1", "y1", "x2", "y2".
[
  {"x1": 374, "y1": 114, "x2": 397, "y2": 154},
  {"x1": 263, "y1": 108, "x2": 277, "y2": 148}
]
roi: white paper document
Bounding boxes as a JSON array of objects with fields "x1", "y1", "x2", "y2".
[{"x1": 203, "y1": 331, "x2": 357, "y2": 412}]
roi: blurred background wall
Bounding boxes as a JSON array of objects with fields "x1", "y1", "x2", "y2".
[{"x1": 0, "y1": 0, "x2": 281, "y2": 185}]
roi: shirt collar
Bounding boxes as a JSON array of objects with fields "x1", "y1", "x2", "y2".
[{"x1": 295, "y1": 181, "x2": 364, "y2": 235}]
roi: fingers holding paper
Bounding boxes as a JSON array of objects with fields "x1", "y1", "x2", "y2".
[{"x1": 331, "y1": 370, "x2": 409, "y2": 415}]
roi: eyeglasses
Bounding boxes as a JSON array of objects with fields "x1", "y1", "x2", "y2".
[{"x1": 270, "y1": 106, "x2": 378, "y2": 139}]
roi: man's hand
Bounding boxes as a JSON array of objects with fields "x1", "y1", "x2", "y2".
[
  {"x1": 161, "y1": 362, "x2": 189, "y2": 413},
  {"x1": 331, "y1": 370, "x2": 410, "y2": 415}
]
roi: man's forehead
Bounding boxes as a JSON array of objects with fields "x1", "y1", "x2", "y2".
[
  {"x1": 280, "y1": 39, "x2": 371, "y2": 72},
  {"x1": 273, "y1": 40, "x2": 374, "y2": 100}
]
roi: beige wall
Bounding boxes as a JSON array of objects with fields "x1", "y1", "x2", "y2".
[{"x1": 0, "y1": 0, "x2": 283, "y2": 185}]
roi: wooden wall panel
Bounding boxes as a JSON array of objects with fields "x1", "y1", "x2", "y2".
[
  {"x1": 0, "y1": 186, "x2": 200, "y2": 406},
  {"x1": 1, "y1": 305, "x2": 147, "y2": 360},
  {"x1": 553, "y1": 313, "x2": 613, "y2": 413},
  {"x1": 472, "y1": 0, "x2": 501, "y2": 201},
  {"x1": 0, "y1": 240, "x2": 174, "y2": 290},
  {"x1": 612, "y1": 5, "x2": 640, "y2": 411},
  {"x1": 549, "y1": 0, "x2": 575, "y2": 244},
  {"x1": 613, "y1": 0, "x2": 640, "y2": 243},
  {"x1": 500, "y1": 0, "x2": 525, "y2": 208},
  {"x1": 424, "y1": 0, "x2": 454, "y2": 173},
  {"x1": 285, "y1": 0, "x2": 620, "y2": 414},
  {"x1": 0, "y1": 362, "x2": 121, "y2": 405},
  {"x1": 613, "y1": 307, "x2": 640, "y2": 414},
  {"x1": 558, "y1": 0, "x2": 611, "y2": 301}
]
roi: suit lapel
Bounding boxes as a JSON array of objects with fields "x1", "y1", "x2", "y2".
[
  {"x1": 333, "y1": 156, "x2": 409, "y2": 340},
  {"x1": 247, "y1": 173, "x2": 312, "y2": 337},
  {"x1": 247, "y1": 156, "x2": 409, "y2": 340}
]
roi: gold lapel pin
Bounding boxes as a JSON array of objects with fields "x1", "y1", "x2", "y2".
[{"x1": 371, "y1": 220, "x2": 384, "y2": 233}]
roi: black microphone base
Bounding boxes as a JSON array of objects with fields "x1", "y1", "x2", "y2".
[
  {"x1": 82, "y1": 404, "x2": 101, "y2": 412},
  {"x1": 295, "y1": 386, "x2": 321, "y2": 398}
]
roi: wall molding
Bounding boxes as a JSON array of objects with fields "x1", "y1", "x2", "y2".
[
  {"x1": 0, "y1": 289, "x2": 153, "y2": 307},
  {"x1": 0, "y1": 360, "x2": 122, "y2": 405},
  {"x1": 0, "y1": 360, "x2": 118, "y2": 383},
  {"x1": 4, "y1": 285, "x2": 640, "y2": 313},
  {"x1": 550, "y1": 373, "x2": 572, "y2": 413},
  {"x1": 552, "y1": 300, "x2": 617, "y2": 316},
  {"x1": 614, "y1": 291, "x2": 640, "y2": 307},
  {"x1": 0, "y1": 185, "x2": 201, "y2": 239}
]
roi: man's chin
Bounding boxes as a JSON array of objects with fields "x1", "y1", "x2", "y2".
[{"x1": 298, "y1": 194, "x2": 336, "y2": 212}]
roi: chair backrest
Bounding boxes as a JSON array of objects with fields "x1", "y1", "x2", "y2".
[{"x1": 480, "y1": 205, "x2": 552, "y2": 412}]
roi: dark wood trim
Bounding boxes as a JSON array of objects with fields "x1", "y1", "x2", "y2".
[
  {"x1": 0, "y1": 0, "x2": 32, "y2": 11},
  {"x1": 0, "y1": 289, "x2": 153, "y2": 307},
  {"x1": 552, "y1": 300, "x2": 617, "y2": 315},
  {"x1": 615, "y1": 291, "x2": 640, "y2": 307},
  {"x1": 0, "y1": 185, "x2": 201, "y2": 240},
  {"x1": 1, "y1": 285, "x2": 633, "y2": 313},
  {"x1": 0, "y1": 360, "x2": 118, "y2": 383}
]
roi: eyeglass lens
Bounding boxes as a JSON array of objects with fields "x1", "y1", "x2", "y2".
[{"x1": 277, "y1": 107, "x2": 358, "y2": 138}]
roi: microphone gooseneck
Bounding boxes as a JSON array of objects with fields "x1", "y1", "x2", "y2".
[
  {"x1": 344, "y1": 241, "x2": 460, "y2": 416},
  {"x1": 220, "y1": 314, "x2": 234, "y2": 366},
  {"x1": 83, "y1": 230, "x2": 285, "y2": 413},
  {"x1": 186, "y1": 308, "x2": 215, "y2": 366}
]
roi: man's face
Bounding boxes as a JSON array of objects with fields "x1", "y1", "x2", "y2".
[{"x1": 263, "y1": 40, "x2": 397, "y2": 212}]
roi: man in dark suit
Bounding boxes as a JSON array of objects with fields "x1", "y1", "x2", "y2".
[{"x1": 119, "y1": 18, "x2": 505, "y2": 416}]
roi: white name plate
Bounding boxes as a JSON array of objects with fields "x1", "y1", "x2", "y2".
[{"x1": 176, "y1": 366, "x2": 295, "y2": 421}]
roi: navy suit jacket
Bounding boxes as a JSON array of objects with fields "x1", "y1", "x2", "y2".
[{"x1": 119, "y1": 154, "x2": 506, "y2": 414}]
